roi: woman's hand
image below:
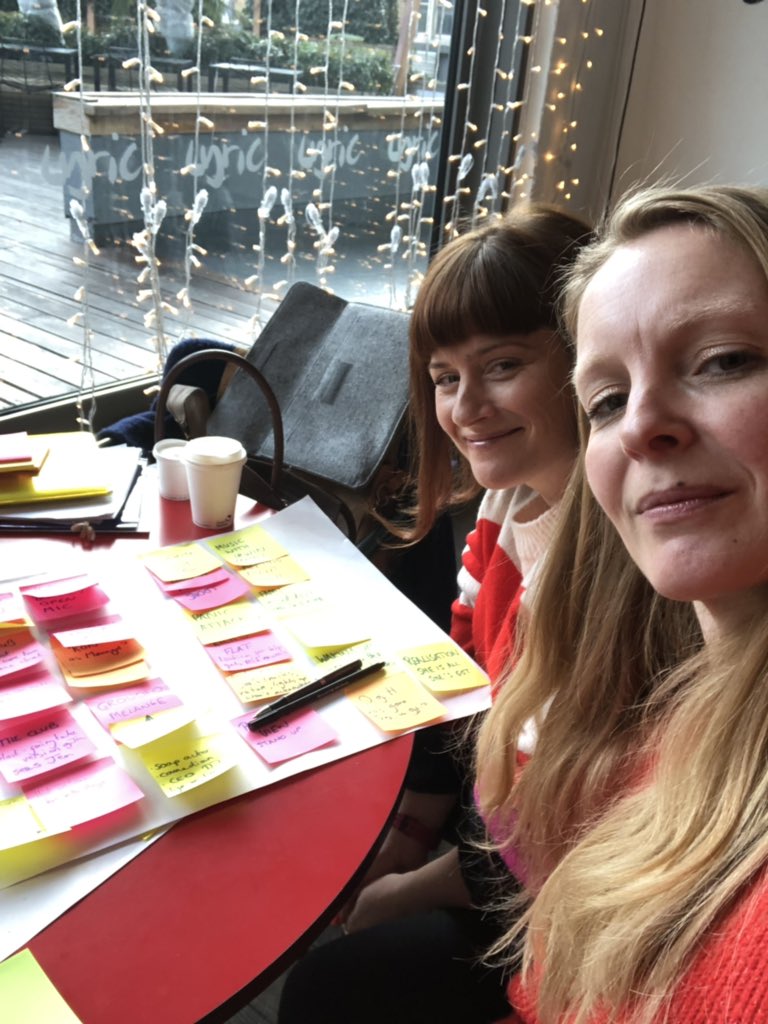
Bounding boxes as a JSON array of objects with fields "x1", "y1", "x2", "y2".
[{"x1": 344, "y1": 847, "x2": 472, "y2": 933}]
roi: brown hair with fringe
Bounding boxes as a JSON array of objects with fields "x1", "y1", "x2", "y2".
[{"x1": 395, "y1": 203, "x2": 593, "y2": 543}]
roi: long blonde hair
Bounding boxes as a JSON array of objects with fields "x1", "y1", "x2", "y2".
[{"x1": 476, "y1": 184, "x2": 768, "y2": 1022}]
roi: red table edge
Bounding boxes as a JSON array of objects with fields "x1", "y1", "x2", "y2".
[{"x1": 197, "y1": 732, "x2": 413, "y2": 1023}]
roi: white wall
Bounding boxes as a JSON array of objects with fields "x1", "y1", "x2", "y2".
[
  {"x1": 614, "y1": 0, "x2": 768, "y2": 196},
  {"x1": 528, "y1": 0, "x2": 768, "y2": 219}
]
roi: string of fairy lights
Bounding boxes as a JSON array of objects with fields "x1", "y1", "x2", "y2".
[{"x1": 58, "y1": 0, "x2": 604, "y2": 421}]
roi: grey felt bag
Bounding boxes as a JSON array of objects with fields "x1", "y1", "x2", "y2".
[{"x1": 154, "y1": 282, "x2": 411, "y2": 544}]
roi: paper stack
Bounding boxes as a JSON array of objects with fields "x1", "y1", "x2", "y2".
[{"x1": 0, "y1": 432, "x2": 146, "y2": 534}]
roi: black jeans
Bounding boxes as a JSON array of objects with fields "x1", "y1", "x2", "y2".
[{"x1": 277, "y1": 907, "x2": 511, "y2": 1024}]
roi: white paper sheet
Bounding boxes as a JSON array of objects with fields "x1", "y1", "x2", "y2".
[{"x1": 0, "y1": 497, "x2": 491, "y2": 889}]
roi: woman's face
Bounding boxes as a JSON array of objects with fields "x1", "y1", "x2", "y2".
[
  {"x1": 429, "y1": 330, "x2": 577, "y2": 503},
  {"x1": 574, "y1": 222, "x2": 768, "y2": 618}
]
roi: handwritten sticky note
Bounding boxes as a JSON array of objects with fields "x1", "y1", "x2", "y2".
[
  {"x1": 208, "y1": 524, "x2": 288, "y2": 567},
  {"x1": 109, "y1": 706, "x2": 197, "y2": 748},
  {"x1": 206, "y1": 632, "x2": 292, "y2": 673},
  {"x1": 0, "y1": 795, "x2": 59, "y2": 851},
  {"x1": 172, "y1": 572, "x2": 251, "y2": 613},
  {"x1": 0, "y1": 669, "x2": 71, "y2": 722},
  {"x1": 20, "y1": 575, "x2": 109, "y2": 622},
  {"x1": 0, "y1": 948, "x2": 83, "y2": 1024},
  {"x1": 311, "y1": 640, "x2": 385, "y2": 672},
  {"x1": 286, "y1": 610, "x2": 371, "y2": 653},
  {"x1": 157, "y1": 566, "x2": 233, "y2": 594},
  {"x1": 0, "y1": 630, "x2": 45, "y2": 680},
  {"x1": 61, "y1": 658, "x2": 151, "y2": 690},
  {"x1": 225, "y1": 664, "x2": 309, "y2": 704},
  {"x1": 51, "y1": 636, "x2": 145, "y2": 677},
  {"x1": 139, "y1": 728, "x2": 236, "y2": 797},
  {"x1": 24, "y1": 757, "x2": 144, "y2": 830},
  {"x1": 141, "y1": 542, "x2": 221, "y2": 583},
  {"x1": 0, "y1": 708, "x2": 96, "y2": 784},
  {"x1": 85, "y1": 679, "x2": 183, "y2": 730},
  {"x1": 187, "y1": 600, "x2": 268, "y2": 645},
  {"x1": 51, "y1": 618, "x2": 134, "y2": 648},
  {"x1": 0, "y1": 592, "x2": 28, "y2": 630},
  {"x1": 234, "y1": 708, "x2": 338, "y2": 765},
  {"x1": 346, "y1": 670, "x2": 446, "y2": 733},
  {"x1": 399, "y1": 642, "x2": 490, "y2": 694},
  {"x1": 239, "y1": 555, "x2": 310, "y2": 590},
  {"x1": 256, "y1": 581, "x2": 329, "y2": 618}
]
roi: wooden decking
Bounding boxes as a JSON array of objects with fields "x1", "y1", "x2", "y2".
[{"x1": 0, "y1": 132, "x2": 268, "y2": 412}]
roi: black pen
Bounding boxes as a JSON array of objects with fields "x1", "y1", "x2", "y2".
[
  {"x1": 247, "y1": 660, "x2": 386, "y2": 731},
  {"x1": 252, "y1": 659, "x2": 362, "y2": 721}
]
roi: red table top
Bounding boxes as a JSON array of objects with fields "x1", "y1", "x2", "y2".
[{"x1": 10, "y1": 483, "x2": 414, "y2": 1023}]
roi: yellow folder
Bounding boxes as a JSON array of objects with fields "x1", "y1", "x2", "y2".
[{"x1": 0, "y1": 432, "x2": 112, "y2": 507}]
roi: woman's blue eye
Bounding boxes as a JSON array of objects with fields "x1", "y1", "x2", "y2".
[
  {"x1": 701, "y1": 350, "x2": 753, "y2": 374},
  {"x1": 586, "y1": 392, "x2": 627, "y2": 422}
]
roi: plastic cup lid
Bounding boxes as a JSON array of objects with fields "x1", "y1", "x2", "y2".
[
  {"x1": 153, "y1": 438, "x2": 187, "y2": 459},
  {"x1": 183, "y1": 436, "x2": 247, "y2": 466}
]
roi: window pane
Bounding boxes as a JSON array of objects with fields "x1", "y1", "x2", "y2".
[{"x1": 0, "y1": 1, "x2": 524, "y2": 414}]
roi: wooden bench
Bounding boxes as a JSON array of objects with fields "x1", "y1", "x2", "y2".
[
  {"x1": 90, "y1": 48, "x2": 196, "y2": 92},
  {"x1": 207, "y1": 61, "x2": 297, "y2": 93},
  {"x1": 0, "y1": 40, "x2": 77, "y2": 92}
]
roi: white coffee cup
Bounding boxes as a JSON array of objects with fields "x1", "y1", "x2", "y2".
[
  {"x1": 182, "y1": 436, "x2": 247, "y2": 530},
  {"x1": 152, "y1": 438, "x2": 190, "y2": 501}
]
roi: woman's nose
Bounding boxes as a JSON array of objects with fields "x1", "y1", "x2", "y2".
[
  {"x1": 619, "y1": 386, "x2": 695, "y2": 458},
  {"x1": 452, "y1": 378, "x2": 491, "y2": 424}
]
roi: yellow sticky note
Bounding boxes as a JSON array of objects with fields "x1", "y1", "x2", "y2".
[
  {"x1": 347, "y1": 670, "x2": 446, "y2": 732},
  {"x1": 287, "y1": 610, "x2": 371, "y2": 653},
  {"x1": 139, "y1": 728, "x2": 236, "y2": 797},
  {"x1": 208, "y1": 525, "x2": 288, "y2": 567},
  {"x1": 225, "y1": 664, "x2": 309, "y2": 704},
  {"x1": 239, "y1": 554, "x2": 310, "y2": 590},
  {"x1": 399, "y1": 642, "x2": 490, "y2": 694},
  {"x1": 62, "y1": 659, "x2": 152, "y2": 690},
  {"x1": 187, "y1": 600, "x2": 268, "y2": 645},
  {"x1": 0, "y1": 948, "x2": 82, "y2": 1024},
  {"x1": 110, "y1": 706, "x2": 197, "y2": 748},
  {"x1": 256, "y1": 581, "x2": 328, "y2": 618},
  {"x1": 0, "y1": 795, "x2": 62, "y2": 851},
  {"x1": 311, "y1": 640, "x2": 385, "y2": 672},
  {"x1": 141, "y1": 543, "x2": 222, "y2": 583}
]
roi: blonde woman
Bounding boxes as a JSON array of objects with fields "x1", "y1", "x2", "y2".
[{"x1": 477, "y1": 183, "x2": 768, "y2": 1022}]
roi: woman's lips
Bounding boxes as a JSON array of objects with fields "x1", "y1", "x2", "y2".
[
  {"x1": 463, "y1": 427, "x2": 522, "y2": 445},
  {"x1": 636, "y1": 486, "x2": 731, "y2": 516}
]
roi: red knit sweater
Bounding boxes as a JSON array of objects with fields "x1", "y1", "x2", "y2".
[
  {"x1": 450, "y1": 488, "x2": 558, "y2": 690},
  {"x1": 504, "y1": 864, "x2": 768, "y2": 1021}
]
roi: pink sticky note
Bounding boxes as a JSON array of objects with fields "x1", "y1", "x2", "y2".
[
  {"x1": 23, "y1": 757, "x2": 144, "y2": 829},
  {"x1": 22, "y1": 582, "x2": 110, "y2": 623},
  {"x1": 233, "y1": 708, "x2": 338, "y2": 765},
  {"x1": 0, "y1": 669, "x2": 71, "y2": 722},
  {"x1": 206, "y1": 632, "x2": 292, "y2": 673},
  {"x1": 0, "y1": 631, "x2": 45, "y2": 680},
  {"x1": 157, "y1": 567, "x2": 233, "y2": 594},
  {"x1": 52, "y1": 617, "x2": 133, "y2": 648},
  {"x1": 0, "y1": 708, "x2": 96, "y2": 784},
  {"x1": 20, "y1": 575, "x2": 97, "y2": 599},
  {"x1": 172, "y1": 573, "x2": 252, "y2": 613},
  {"x1": 85, "y1": 679, "x2": 183, "y2": 730}
]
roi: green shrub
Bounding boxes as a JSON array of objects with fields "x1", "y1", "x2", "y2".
[
  {"x1": 0, "y1": 11, "x2": 61, "y2": 44},
  {"x1": 255, "y1": 0, "x2": 398, "y2": 46}
]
